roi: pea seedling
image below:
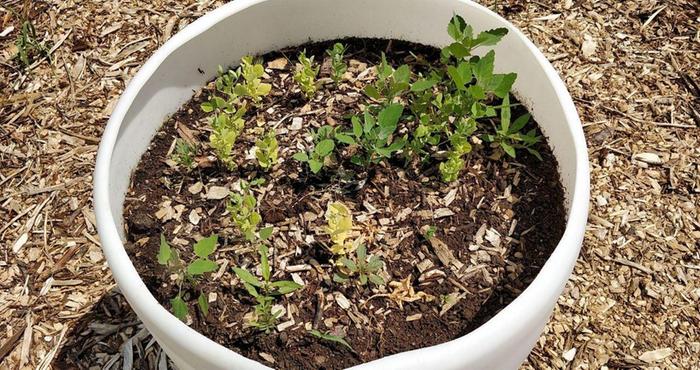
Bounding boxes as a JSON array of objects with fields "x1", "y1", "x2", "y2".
[
  {"x1": 208, "y1": 106, "x2": 246, "y2": 170},
  {"x1": 293, "y1": 125, "x2": 337, "y2": 174},
  {"x1": 233, "y1": 244, "x2": 302, "y2": 332},
  {"x1": 233, "y1": 56, "x2": 272, "y2": 105},
  {"x1": 158, "y1": 234, "x2": 220, "y2": 321},
  {"x1": 228, "y1": 180, "x2": 263, "y2": 241},
  {"x1": 254, "y1": 129, "x2": 279, "y2": 170},
  {"x1": 293, "y1": 50, "x2": 320, "y2": 99},
  {"x1": 326, "y1": 42, "x2": 348, "y2": 84}
]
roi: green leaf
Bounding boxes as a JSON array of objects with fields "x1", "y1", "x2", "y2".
[
  {"x1": 315, "y1": 139, "x2": 335, "y2": 157},
  {"x1": 339, "y1": 257, "x2": 357, "y2": 271},
  {"x1": 335, "y1": 133, "x2": 356, "y2": 145},
  {"x1": 473, "y1": 50, "x2": 495, "y2": 86},
  {"x1": 368, "y1": 274, "x2": 385, "y2": 286},
  {"x1": 510, "y1": 113, "x2": 531, "y2": 134},
  {"x1": 473, "y1": 28, "x2": 508, "y2": 47},
  {"x1": 201, "y1": 101, "x2": 214, "y2": 113},
  {"x1": 393, "y1": 64, "x2": 411, "y2": 84},
  {"x1": 243, "y1": 282, "x2": 259, "y2": 297},
  {"x1": 352, "y1": 117, "x2": 363, "y2": 138},
  {"x1": 501, "y1": 142, "x2": 516, "y2": 158},
  {"x1": 309, "y1": 159, "x2": 323, "y2": 173},
  {"x1": 364, "y1": 85, "x2": 381, "y2": 100},
  {"x1": 500, "y1": 94, "x2": 511, "y2": 133},
  {"x1": 193, "y1": 234, "x2": 218, "y2": 258},
  {"x1": 158, "y1": 234, "x2": 172, "y2": 265},
  {"x1": 447, "y1": 14, "x2": 470, "y2": 42},
  {"x1": 377, "y1": 104, "x2": 404, "y2": 139},
  {"x1": 359, "y1": 274, "x2": 368, "y2": 285},
  {"x1": 444, "y1": 42, "x2": 471, "y2": 59},
  {"x1": 187, "y1": 258, "x2": 218, "y2": 276},
  {"x1": 197, "y1": 292, "x2": 209, "y2": 316},
  {"x1": 293, "y1": 151, "x2": 309, "y2": 162},
  {"x1": 271, "y1": 280, "x2": 303, "y2": 294},
  {"x1": 233, "y1": 267, "x2": 262, "y2": 287},
  {"x1": 491, "y1": 73, "x2": 517, "y2": 98},
  {"x1": 170, "y1": 295, "x2": 188, "y2": 321},
  {"x1": 309, "y1": 330, "x2": 353, "y2": 350},
  {"x1": 259, "y1": 226, "x2": 273, "y2": 240},
  {"x1": 411, "y1": 78, "x2": 437, "y2": 92},
  {"x1": 527, "y1": 147, "x2": 543, "y2": 161},
  {"x1": 357, "y1": 244, "x2": 367, "y2": 260},
  {"x1": 260, "y1": 244, "x2": 270, "y2": 282},
  {"x1": 333, "y1": 273, "x2": 349, "y2": 283}
]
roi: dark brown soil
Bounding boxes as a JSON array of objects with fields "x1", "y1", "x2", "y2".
[{"x1": 122, "y1": 39, "x2": 566, "y2": 369}]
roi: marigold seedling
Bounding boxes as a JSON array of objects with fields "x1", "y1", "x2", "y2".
[
  {"x1": 158, "y1": 234, "x2": 219, "y2": 321},
  {"x1": 293, "y1": 50, "x2": 320, "y2": 99},
  {"x1": 228, "y1": 180, "x2": 263, "y2": 241},
  {"x1": 233, "y1": 244, "x2": 302, "y2": 332},
  {"x1": 172, "y1": 139, "x2": 196, "y2": 171},
  {"x1": 254, "y1": 128, "x2": 279, "y2": 170},
  {"x1": 483, "y1": 94, "x2": 542, "y2": 159},
  {"x1": 333, "y1": 244, "x2": 385, "y2": 286}
]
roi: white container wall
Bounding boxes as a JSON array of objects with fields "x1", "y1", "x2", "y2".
[{"x1": 93, "y1": 0, "x2": 590, "y2": 369}]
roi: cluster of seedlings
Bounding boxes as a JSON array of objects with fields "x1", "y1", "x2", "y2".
[{"x1": 147, "y1": 15, "x2": 551, "y2": 359}]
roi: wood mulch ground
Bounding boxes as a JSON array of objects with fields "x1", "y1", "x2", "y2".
[{"x1": 1, "y1": 0, "x2": 698, "y2": 369}]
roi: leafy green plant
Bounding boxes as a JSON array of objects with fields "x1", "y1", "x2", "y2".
[
  {"x1": 333, "y1": 244, "x2": 385, "y2": 286},
  {"x1": 158, "y1": 234, "x2": 219, "y2": 321},
  {"x1": 326, "y1": 42, "x2": 347, "y2": 84},
  {"x1": 172, "y1": 139, "x2": 196, "y2": 171},
  {"x1": 254, "y1": 129, "x2": 279, "y2": 170},
  {"x1": 293, "y1": 51, "x2": 320, "y2": 99},
  {"x1": 208, "y1": 106, "x2": 246, "y2": 170},
  {"x1": 227, "y1": 56, "x2": 272, "y2": 105},
  {"x1": 442, "y1": 14, "x2": 508, "y2": 62},
  {"x1": 439, "y1": 117, "x2": 476, "y2": 182},
  {"x1": 228, "y1": 180, "x2": 263, "y2": 241},
  {"x1": 309, "y1": 330, "x2": 353, "y2": 350},
  {"x1": 338, "y1": 104, "x2": 407, "y2": 167},
  {"x1": 364, "y1": 53, "x2": 411, "y2": 102},
  {"x1": 483, "y1": 94, "x2": 542, "y2": 159},
  {"x1": 293, "y1": 125, "x2": 337, "y2": 174},
  {"x1": 233, "y1": 244, "x2": 302, "y2": 332}
]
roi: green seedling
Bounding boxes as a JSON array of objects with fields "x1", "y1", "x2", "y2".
[
  {"x1": 13, "y1": 11, "x2": 51, "y2": 69},
  {"x1": 338, "y1": 104, "x2": 407, "y2": 167},
  {"x1": 324, "y1": 201, "x2": 353, "y2": 255},
  {"x1": 293, "y1": 125, "x2": 337, "y2": 174},
  {"x1": 254, "y1": 129, "x2": 279, "y2": 170},
  {"x1": 172, "y1": 139, "x2": 196, "y2": 171},
  {"x1": 208, "y1": 105, "x2": 246, "y2": 170},
  {"x1": 293, "y1": 50, "x2": 320, "y2": 99},
  {"x1": 442, "y1": 14, "x2": 509, "y2": 62},
  {"x1": 333, "y1": 244, "x2": 385, "y2": 286},
  {"x1": 228, "y1": 180, "x2": 263, "y2": 241},
  {"x1": 483, "y1": 94, "x2": 542, "y2": 159},
  {"x1": 309, "y1": 330, "x2": 353, "y2": 350},
  {"x1": 233, "y1": 244, "x2": 302, "y2": 332},
  {"x1": 158, "y1": 234, "x2": 220, "y2": 321},
  {"x1": 439, "y1": 117, "x2": 476, "y2": 182},
  {"x1": 326, "y1": 42, "x2": 348, "y2": 84},
  {"x1": 234, "y1": 56, "x2": 272, "y2": 105},
  {"x1": 364, "y1": 53, "x2": 411, "y2": 102}
]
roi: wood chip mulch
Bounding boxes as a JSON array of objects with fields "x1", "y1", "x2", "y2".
[{"x1": 1, "y1": 0, "x2": 698, "y2": 369}]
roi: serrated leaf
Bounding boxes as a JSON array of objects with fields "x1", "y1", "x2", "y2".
[
  {"x1": 293, "y1": 151, "x2": 309, "y2": 162},
  {"x1": 170, "y1": 295, "x2": 188, "y2": 321},
  {"x1": 491, "y1": 73, "x2": 517, "y2": 98},
  {"x1": 158, "y1": 234, "x2": 172, "y2": 265},
  {"x1": 197, "y1": 292, "x2": 209, "y2": 316},
  {"x1": 473, "y1": 28, "x2": 508, "y2": 47},
  {"x1": 193, "y1": 234, "x2": 218, "y2": 258},
  {"x1": 447, "y1": 14, "x2": 469, "y2": 42},
  {"x1": 315, "y1": 139, "x2": 335, "y2": 157},
  {"x1": 233, "y1": 267, "x2": 262, "y2": 287},
  {"x1": 393, "y1": 64, "x2": 411, "y2": 84},
  {"x1": 473, "y1": 50, "x2": 495, "y2": 86},
  {"x1": 187, "y1": 258, "x2": 218, "y2": 276}
]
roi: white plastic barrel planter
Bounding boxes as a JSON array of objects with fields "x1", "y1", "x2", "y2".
[{"x1": 93, "y1": 0, "x2": 590, "y2": 368}]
